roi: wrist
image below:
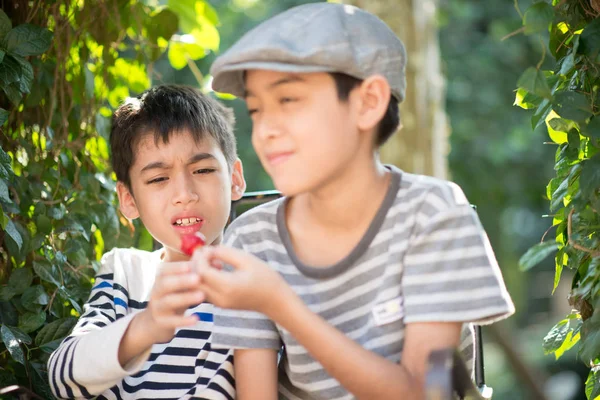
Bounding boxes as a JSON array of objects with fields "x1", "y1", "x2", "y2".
[
  {"x1": 133, "y1": 310, "x2": 168, "y2": 344},
  {"x1": 264, "y1": 281, "x2": 301, "y2": 322}
]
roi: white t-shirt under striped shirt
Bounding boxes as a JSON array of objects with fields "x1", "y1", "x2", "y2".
[
  {"x1": 48, "y1": 247, "x2": 235, "y2": 400},
  {"x1": 212, "y1": 166, "x2": 515, "y2": 400}
]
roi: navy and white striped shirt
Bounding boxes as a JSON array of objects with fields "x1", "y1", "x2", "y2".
[{"x1": 48, "y1": 247, "x2": 235, "y2": 400}]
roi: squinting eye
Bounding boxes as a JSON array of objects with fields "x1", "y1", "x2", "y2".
[
  {"x1": 280, "y1": 97, "x2": 296, "y2": 104},
  {"x1": 194, "y1": 168, "x2": 216, "y2": 174},
  {"x1": 147, "y1": 177, "x2": 167, "y2": 184}
]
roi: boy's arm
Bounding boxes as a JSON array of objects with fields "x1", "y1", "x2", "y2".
[
  {"x1": 234, "y1": 349, "x2": 279, "y2": 400},
  {"x1": 269, "y1": 284, "x2": 460, "y2": 400},
  {"x1": 47, "y1": 262, "x2": 138, "y2": 399},
  {"x1": 48, "y1": 253, "x2": 203, "y2": 399},
  {"x1": 198, "y1": 247, "x2": 459, "y2": 400},
  {"x1": 117, "y1": 261, "x2": 203, "y2": 366}
]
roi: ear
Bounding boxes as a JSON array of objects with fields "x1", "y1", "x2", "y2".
[
  {"x1": 116, "y1": 181, "x2": 140, "y2": 220},
  {"x1": 354, "y1": 75, "x2": 391, "y2": 133},
  {"x1": 230, "y1": 158, "x2": 246, "y2": 201}
]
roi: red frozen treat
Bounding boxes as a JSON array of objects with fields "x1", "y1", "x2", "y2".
[{"x1": 180, "y1": 232, "x2": 206, "y2": 256}]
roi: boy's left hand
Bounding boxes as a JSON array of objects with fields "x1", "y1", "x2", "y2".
[{"x1": 192, "y1": 246, "x2": 292, "y2": 317}]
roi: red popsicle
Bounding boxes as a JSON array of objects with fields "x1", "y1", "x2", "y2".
[{"x1": 180, "y1": 232, "x2": 206, "y2": 256}]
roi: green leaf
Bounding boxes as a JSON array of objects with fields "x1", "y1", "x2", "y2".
[
  {"x1": 584, "y1": 117, "x2": 600, "y2": 142},
  {"x1": 33, "y1": 260, "x2": 61, "y2": 287},
  {"x1": 580, "y1": 154, "x2": 600, "y2": 201},
  {"x1": 35, "y1": 317, "x2": 76, "y2": 346},
  {"x1": 4, "y1": 24, "x2": 53, "y2": 57},
  {"x1": 550, "y1": 177, "x2": 569, "y2": 210},
  {"x1": 523, "y1": 2, "x2": 554, "y2": 35},
  {"x1": 0, "y1": 107, "x2": 8, "y2": 126},
  {"x1": 39, "y1": 337, "x2": 64, "y2": 354},
  {"x1": 0, "y1": 285, "x2": 17, "y2": 301},
  {"x1": 514, "y1": 87, "x2": 542, "y2": 110},
  {"x1": 36, "y1": 214, "x2": 52, "y2": 235},
  {"x1": 168, "y1": 40, "x2": 205, "y2": 70},
  {"x1": 4, "y1": 218, "x2": 22, "y2": 250},
  {"x1": 578, "y1": 17, "x2": 600, "y2": 61},
  {"x1": 517, "y1": 67, "x2": 551, "y2": 99},
  {"x1": 18, "y1": 310, "x2": 46, "y2": 333},
  {"x1": 580, "y1": 313, "x2": 600, "y2": 363},
  {"x1": 0, "y1": 300, "x2": 18, "y2": 326},
  {"x1": 0, "y1": 369, "x2": 17, "y2": 388},
  {"x1": 552, "y1": 91, "x2": 593, "y2": 122},
  {"x1": 0, "y1": 54, "x2": 21, "y2": 86},
  {"x1": 519, "y1": 241, "x2": 557, "y2": 271},
  {"x1": 8, "y1": 267, "x2": 33, "y2": 295},
  {"x1": 0, "y1": 9, "x2": 11, "y2": 42},
  {"x1": 543, "y1": 316, "x2": 581, "y2": 359},
  {"x1": 3, "y1": 82, "x2": 22, "y2": 106},
  {"x1": 585, "y1": 369, "x2": 600, "y2": 400},
  {"x1": 12, "y1": 55, "x2": 33, "y2": 94},
  {"x1": 0, "y1": 178, "x2": 10, "y2": 202},
  {"x1": 149, "y1": 8, "x2": 179, "y2": 42},
  {"x1": 2, "y1": 325, "x2": 32, "y2": 345},
  {"x1": 21, "y1": 285, "x2": 49, "y2": 312},
  {"x1": 30, "y1": 365, "x2": 54, "y2": 400},
  {"x1": 1, "y1": 324, "x2": 25, "y2": 364}
]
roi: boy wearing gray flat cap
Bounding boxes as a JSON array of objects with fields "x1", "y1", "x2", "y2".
[{"x1": 193, "y1": 3, "x2": 515, "y2": 399}]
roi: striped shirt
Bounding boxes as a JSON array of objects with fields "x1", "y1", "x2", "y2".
[
  {"x1": 213, "y1": 166, "x2": 514, "y2": 400},
  {"x1": 48, "y1": 247, "x2": 235, "y2": 400}
]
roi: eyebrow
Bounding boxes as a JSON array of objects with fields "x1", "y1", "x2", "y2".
[
  {"x1": 140, "y1": 152, "x2": 217, "y2": 173},
  {"x1": 244, "y1": 75, "x2": 306, "y2": 98}
]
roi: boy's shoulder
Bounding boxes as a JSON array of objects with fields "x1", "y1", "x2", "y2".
[
  {"x1": 397, "y1": 168, "x2": 471, "y2": 210},
  {"x1": 98, "y1": 247, "x2": 162, "y2": 276},
  {"x1": 225, "y1": 197, "x2": 284, "y2": 243}
]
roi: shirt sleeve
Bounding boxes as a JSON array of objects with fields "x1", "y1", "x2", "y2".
[
  {"x1": 401, "y1": 182, "x2": 515, "y2": 325},
  {"x1": 211, "y1": 227, "x2": 282, "y2": 350},
  {"x1": 47, "y1": 250, "x2": 151, "y2": 399}
]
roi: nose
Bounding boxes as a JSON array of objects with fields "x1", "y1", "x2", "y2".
[
  {"x1": 252, "y1": 113, "x2": 282, "y2": 142},
  {"x1": 171, "y1": 174, "x2": 199, "y2": 206}
]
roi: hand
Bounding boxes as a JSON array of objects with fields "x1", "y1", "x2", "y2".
[
  {"x1": 138, "y1": 261, "x2": 205, "y2": 344},
  {"x1": 192, "y1": 246, "x2": 292, "y2": 317}
]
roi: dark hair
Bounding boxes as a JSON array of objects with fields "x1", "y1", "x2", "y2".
[
  {"x1": 329, "y1": 72, "x2": 400, "y2": 147},
  {"x1": 110, "y1": 85, "x2": 236, "y2": 190}
]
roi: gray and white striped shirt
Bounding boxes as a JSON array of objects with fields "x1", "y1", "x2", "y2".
[{"x1": 214, "y1": 166, "x2": 514, "y2": 400}]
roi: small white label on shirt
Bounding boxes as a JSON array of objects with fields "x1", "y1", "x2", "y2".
[{"x1": 372, "y1": 297, "x2": 404, "y2": 326}]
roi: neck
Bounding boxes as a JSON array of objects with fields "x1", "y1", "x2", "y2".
[{"x1": 291, "y1": 152, "x2": 391, "y2": 231}]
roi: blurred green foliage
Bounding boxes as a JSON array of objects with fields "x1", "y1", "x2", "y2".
[{"x1": 0, "y1": 0, "x2": 222, "y2": 396}]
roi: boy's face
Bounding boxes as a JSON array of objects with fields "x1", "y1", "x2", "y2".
[
  {"x1": 245, "y1": 70, "x2": 363, "y2": 196},
  {"x1": 116, "y1": 130, "x2": 245, "y2": 262}
]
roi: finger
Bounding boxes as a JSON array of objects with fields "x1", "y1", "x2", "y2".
[
  {"x1": 154, "y1": 273, "x2": 200, "y2": 297},
  {"x1": 157, "y1": 261, "x2": 194, "y2": 276},
  {"x1": 191, "y1": 247, "x2": 213, "y2": 274},
  {"x1": 158, "y1": 314, "x2": 199, "y2": 329},
  {"x1": 198, "y1": 266, "x2": 233, "y2": 292},
  {"x1": 156, "y1": 290, "x2": 205, "y2": 312},
  {"x1": 211, "y1": 246, "x2": 257, "y2": 271},
  {"x1": 197, "y1": 282, "x2": 227, "y2": 307}
]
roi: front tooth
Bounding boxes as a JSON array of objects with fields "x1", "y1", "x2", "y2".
[{"x1": 182, "y1": 218, "x2": 190, "y2": 225}]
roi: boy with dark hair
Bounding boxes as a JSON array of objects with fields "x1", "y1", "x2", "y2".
[
  {"x1": 48, "y1": 85, "x2": 245, "y2": 399},
  {"x1": 195, "y1": 3, "x2": 515, "y2": 399}
]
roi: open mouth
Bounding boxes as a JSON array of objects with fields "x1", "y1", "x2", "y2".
[{"x1": 173, "y1": 217, "x2": 202, "y2": 227}]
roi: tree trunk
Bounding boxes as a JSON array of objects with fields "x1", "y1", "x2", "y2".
[{"x1": 346, "y1": 0, "x2": 449, "y2": 179}]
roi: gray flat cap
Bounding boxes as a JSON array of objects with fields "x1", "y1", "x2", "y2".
[{"x1": 210, "y1": 2, "x2": 407, "y2": 102}]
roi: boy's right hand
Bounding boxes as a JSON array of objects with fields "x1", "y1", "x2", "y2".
[
  {"x1": 134, "y1": 262, "x2": 204, "y2": 344},
  {"x1": 120, "y1": 261, "x2": 205, "y2": 367}
]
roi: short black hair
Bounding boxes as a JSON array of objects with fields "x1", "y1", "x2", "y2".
[
  {"x1": 110, "y1": 85, "x2": 236, "y2": 191},
  {"x1": 329, "y1": 72, "x2": 400, "y2": 147}
]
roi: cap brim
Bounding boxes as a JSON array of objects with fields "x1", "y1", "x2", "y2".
[{"x1": 211, "y1": 61, "x2": 340, "y2": 97}]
